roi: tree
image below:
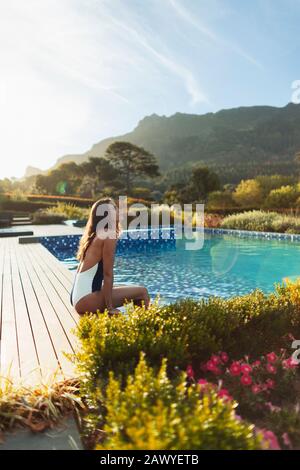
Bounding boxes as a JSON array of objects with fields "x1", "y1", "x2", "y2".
[
  {"x1": 167, "y1": 166, "x2": 220, "y2": 203},
  {"x1": 190, "y1": 166, "x2": 221, "y2": 200},
  {"x1": 105, "y1": 141, "x2": 160, "y2": 194},
  {"x1": 264, "y1": 185, "x2": 298, "y2": 209},
  {"x1": 81, "y1": 157, "x2": 118, "y2": 184},
  {"x1": 233, "y1": 179, "x2": 263, "y2": 207},
  {"x1": 207, "y1": 191, "x2": 236, "y2": 210},
  {"x1": 294, "y1": 150, "x2": 300, "y2": 164},
  {"x1": 255, "y1": 175, "x2": 296, "y2": 198},
  {"x1": 34, "y1": 162, "x2": 81, "y2": 195}
]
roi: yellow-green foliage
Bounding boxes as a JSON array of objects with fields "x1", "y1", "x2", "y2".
[
  {"x1": 96, "y1": 354, "x2": 261, "y2": 450},
  {"x1": 32, "y1": 211, "x2": 66, "y2": 224},
  {"x1": 233, "y1": 180, "x2": 263, "y2": 207},
  {"x1": 75, "y1": 284, "x2": 300, "y2": 402},
  {"x1": 45, "y1": 202, "x2": 89, "y2": 220},
  {"x1": 221, "y1": 210, "x2": 300, "y2": 234},
  {"x1": 265, "y1": 185, "x2": 299, "y2": 209}
]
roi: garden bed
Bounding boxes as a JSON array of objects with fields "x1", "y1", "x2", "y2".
[{"x1": 73, "y1": 280, "x2": 300, "y2": 450}]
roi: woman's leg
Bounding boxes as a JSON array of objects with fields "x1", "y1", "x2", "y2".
[
  {"x1": 74, "y1": 285, "x2": 150, "y2": 314},
  {"x1": 111, "y1": 285, "x2": 150, "y2": 309}
]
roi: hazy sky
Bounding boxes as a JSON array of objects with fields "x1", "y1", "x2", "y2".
[{"x1": 0, "y1": 0, "x2": 299, "y2": 179}]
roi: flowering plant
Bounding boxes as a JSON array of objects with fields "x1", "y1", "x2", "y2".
[{"x1": 186, "y1": 349, "x2": 298, "y2": 419}]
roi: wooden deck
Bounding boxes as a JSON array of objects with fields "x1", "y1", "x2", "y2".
[{"x1": 0, "y1": 237, "x2": 79, "y2": 386}]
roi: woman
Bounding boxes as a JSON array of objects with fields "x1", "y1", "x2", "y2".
[{"x1": 70, "y1": 197, "x2": 150, "y2": 315}]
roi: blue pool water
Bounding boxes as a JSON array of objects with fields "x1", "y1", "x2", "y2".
[{"x1": 44, "y1": 232, "x2": 300, "y2": 303}]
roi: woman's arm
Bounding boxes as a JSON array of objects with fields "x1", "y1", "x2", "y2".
[{"x1": 102, "y1": 238, "x2": 117, "y2": 311}]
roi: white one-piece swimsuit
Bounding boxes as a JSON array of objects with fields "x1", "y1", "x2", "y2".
[{"x1": 70, "y1": 260, "x2": 104, "y2": 307}]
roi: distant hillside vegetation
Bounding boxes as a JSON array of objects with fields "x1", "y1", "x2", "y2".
[{"x1": 44, "y1": 103, "x2": 300, "y2": 183}]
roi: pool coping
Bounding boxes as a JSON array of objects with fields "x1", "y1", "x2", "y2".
[
  {"x1": 204, "y1": 227, "x2": 300, "y2": 241},
  {"x1": 19, "y1": 226, "x2": 300, "y2": 245}
]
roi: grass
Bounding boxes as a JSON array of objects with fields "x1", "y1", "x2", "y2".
[{"x1": 0, "y1": 376, "x2": 84, "y2": 435}]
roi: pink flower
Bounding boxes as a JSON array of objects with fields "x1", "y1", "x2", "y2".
[
  {"x1": 241, "y1": 374, "x2": 252, "y2": 386},
  {"x1": 282, "y1": 432, "x2": 292, "y2": 449},
  {"x1": 217, "y1": 388, "x2": 232, "y2": 401},
  {"x1": 265, "y1": 402, "x2": 281, "y2": 412},
  {"x1": 211, "y1": 354, "x2": 221, "y2": 365},
  {"x1": 206, "y1": 360, "x2": 216, "y2": 371},
  {"x1": 266, "y1": 352, "x2": 277, "y2": 363},
  {"x1": 229, "y1": 361, "x2": 241, "y2": 376},
  {"x1": 251, "y1": 384, "x2": 261, "y2": 394},
  {"x1": 266, "y1": 363, "x2": 277, "y2": 374},
  {"x1": 283, "y1": 357, "x2": 298, "y2": 369},
  {"x1": 197, "y1": 378, "x2": 208, "y2": 386},
  {"x1": 220, "y1": 352, "x2": 229, "y2": 363},
  {"x1": 265, "y1": 378, "x2": 275, "y2": 389},
  {"x1": 261, "y1": 430, "x2": 281, "y2": 450},
  {"x1": 205, "y1": 360, "x2": 221, "y2": 375},
  {"x1": 241, "y1": 363, "x2": 252, "y2": 374},
  {"x1": 252, "y1": 360, "x2": 261, "y2": 367},
  {"x1": 186, "y1": 365, "x2": 194, "y2": 379}
]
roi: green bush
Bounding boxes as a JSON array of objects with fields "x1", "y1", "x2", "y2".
[
  {"x1": 264, "y1": 185, "x2": 299, "y2": 209},
  {"x1": 44, "y1": 202, "x2": 89, "y2": 220},
  {"x1": 265, "y1": 406, "x2": 300, "y2": 450},
  {"x1": 96, "y1": 354, "x2": 261, "y2": 450},
  {"x1": 206, "y1": 191, "x2": 236, "y2": 210},
  {"x1": 75, "y1": 284, "x2": 300, "y2": 404},
  {"x1": 1, "y1": 198, "x2": 55, "y2": 214},
  {"x1": 221, "y1": 210, "x2": 278, "y2": 231},
  {"x1": 221, "y1": 210, "x2": 300, "y2": 233},
  {"x1": 233, "y1": 180, "x2": 263, "y2": 207},
  {"x1": 32, "y1": 211, "x2": 66, "y2": 224}
]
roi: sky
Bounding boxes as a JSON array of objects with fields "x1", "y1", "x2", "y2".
[{"x1": 0, "y1": 0, "x2": 299, "y2": 179}]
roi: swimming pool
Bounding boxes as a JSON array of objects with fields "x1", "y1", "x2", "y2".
[{"x1": 41, "y1": 230, "x2": 300, "y2": 303}]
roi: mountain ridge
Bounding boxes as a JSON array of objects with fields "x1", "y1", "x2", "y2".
[{"x1": 25, "y1": 102, "x2": 300, "y2": 179}]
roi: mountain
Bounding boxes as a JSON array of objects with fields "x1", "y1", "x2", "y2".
[
  {"x1": 24, "y1": 166, "x2": 44, "y2": 178},
  {"x1": 51, "y1": 103, "x2": 300, "y2": 182}
]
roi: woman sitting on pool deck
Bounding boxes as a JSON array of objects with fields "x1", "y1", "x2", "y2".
[{"x1": 70, "y1": 197, "x2": 150, "y2": 315}]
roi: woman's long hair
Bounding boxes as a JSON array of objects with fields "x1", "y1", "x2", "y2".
[{"x1": 76, "y1": 197, "x2": 117, "y2": 261}]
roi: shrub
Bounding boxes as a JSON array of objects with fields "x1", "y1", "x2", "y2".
[
  {"x1": 204, "y1": 213, "x2": 223, "y2": 228},
  {"x1": 265, "y1": 406, "x2": 300, "y2": 450},
  {"x1": 206, "y1": 191, "x2": 236, "y2": 210},
  {"x1": 1, "y1": 198, "x2": 55, "y2": 214},
  {"x1": 32, "y1": 211, "x2": 66, "y2": 224},
  {"x1": 96, "y1": 354, "x2": 261, "y2": 450},
  {"x1": 233, "y1": 180, "x2": 263, "y2": 207},
  {"x1": 264, "y1": 185, "x2": 299, "y2": 209},
  {"x1": 198, "y1": 350, "x2": 298, "y2": 420},
  {"x1": 221, "y1": 210, "x2": 279, "y2": 231},
  {"x1": 44, "y1": 202, "x2": 89, "y2": 220},
  {"x1": 75, "y1": 283, "x2": 300, "y2": 404},
  {"x1": 221, "y1": 210, "x2": 300, "y2": 233},
  {"x1": 26, "y1": 194, "x2": 94, "y2": 207}
]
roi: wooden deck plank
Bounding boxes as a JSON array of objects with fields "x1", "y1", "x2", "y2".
[
  {"x1": 27, "y1": 244, "x2": 78, "y2": 325},
  {"x1": 0, "y1": 239, "x2": 20, "y2": 380},
  {"x1": 24, "y1": 244, "x2": 78, "y2": 346},
  {"x1": 14, "y1": 241, "x2": 60, "y2": 381},
  {"x1": 0, "y1": 232, "x2": 82, "y2": 386},
  {"x1": 32, "y1": 243, "x2": 74, "y2": 288},
  {"x1": 8, "y1": 239, "x2": 41, "y2": 384},
  {"x1": 20, "y1": 245, "x2": 75, "y2": 378}
]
